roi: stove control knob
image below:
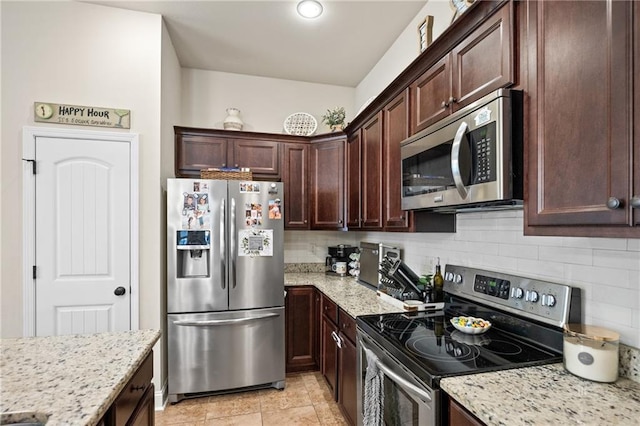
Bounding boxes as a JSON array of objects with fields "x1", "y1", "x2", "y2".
[
  {"x1": 530, "y1": 291, "x2": 539, "y2": 303},
  {"x1": 445, "y1": 272, "x2": 453, "y2": 281},
  {"x1": 514, "y1": 288, "x2": 524, "y2": 299},
  {"x1": 453, "y1": 274, "x2": 463, "y2": 284},
  {"x1": 546, "y1": 294, "x2": 556, "y2": 307}
]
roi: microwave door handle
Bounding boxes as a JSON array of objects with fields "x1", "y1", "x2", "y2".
[
  {"x1": 451, "y1": 121, "x2": 469, "y2": 199},
  {"x1": 359, "y1": 339, "x2": 432, "y2": 403}
]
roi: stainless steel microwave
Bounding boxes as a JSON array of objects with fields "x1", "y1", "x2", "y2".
[{"x1": 401, "y1": 89, "x2": 523, "y2": 212}]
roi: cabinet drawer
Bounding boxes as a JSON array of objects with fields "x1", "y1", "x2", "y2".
[
  {"x1": 111, "y1": 351, "x2": 153, "y2": 426},
  {"x1": 321, "y1": 294, "x2": 338, "y2": 324},
  {"x1": 338, "y1": 309, "x2": 356, "y2": 344}
]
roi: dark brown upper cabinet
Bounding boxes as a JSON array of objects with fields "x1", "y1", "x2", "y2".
[
  {"x1": 382, "y1": 89, "x2": 412, "y2": 231},
  {"x1": 346, "y1": 112, "x2": 383, "y2": 230},
  {"x1": 524, "y1": 0, "x2": 640, "y2": 238},
  {"x1": 411, "y1": 2, "x2": 514, "y2": 135},
  {"x1": 281, "y1": 143, "x2": 309, "y2": 229},
  {"x1": 309, "y1": 136, "x2": 347, "y2": 230},
  {"x1": 174, "y1": 127, "x2": 280, "y2": 180}
]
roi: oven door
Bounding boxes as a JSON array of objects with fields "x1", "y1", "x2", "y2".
[{"x1": 357, "y1": 330, "x2": 439, "y2": 426}]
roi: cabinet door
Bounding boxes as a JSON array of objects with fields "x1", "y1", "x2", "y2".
[
  {"x1": 448, "y1": 397, "x2": 484, "y2": 426},
  {"x1": 346, "y1": 132, "x2": 362, "y2": 229},
  {"x1": 360, "y1": 112, "x2": 383, "y2": 229},
  {"x1": 451, "y1": 2, "x2": 513, "y2": 110},
  {"x1": 282, "y1": 143, "x2": 309, "y2": 229},
  {"x1": 383, "y1": 89, "x2": 412, "y2": 230},
  {"x1": 525, "y1": 0, "x2": 635, "y2": 234},
  {"x1": 175, "y1": 135, "x2": 228, "y2": 177},
  {"x1": 321, "y1": 316, "x2": 339, "y2": 399},
  {"x1": 285, "y1": 287, "x2": 318, "y2": 373},
  {"x1": 128, "y1": 384, "x2": 155, "y2": 426},
  {"x1": 310, "y1": 139, "x2": 346, "y2": 230},
  {"x1": 410, "y1": 55, "x2": 451, "y2": 135},
  {"x1": 230, "y1": 139, "x2": 279, "y2": 178},
  {"x1": 338, "y1": 333, "x2": 357, "y2": 426}
]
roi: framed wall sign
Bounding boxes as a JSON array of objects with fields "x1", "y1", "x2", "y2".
[
  {"x1": 418, "y1": 15, "x2": 434, "y2": 53},
  {"x1": 34, "y1": 102, "x2": 131, "y2": 129}
]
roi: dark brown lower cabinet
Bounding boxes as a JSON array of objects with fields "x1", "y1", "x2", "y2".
[
  {"x1": 337, "y1": 328, "x2": 357, "y2": 426},
  {"x1": 321, "y1": 309, "x2": 339, "y2": 396},
  {"x1": 285, "y1": 286, "x2": 319, "y2": 373},
  {"x1": 102, "y1": 351, "x2": 154, "y2": 426},
  {"x1": 448, "y1": 396, "x2": 485, "y2": 426}
]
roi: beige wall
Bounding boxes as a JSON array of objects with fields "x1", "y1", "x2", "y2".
[
  {"x1": 180, "y1": 68, "x2": 356, "y2": 134},
  {"x1": 160, "y1": 20, "x2": 182, "y2": 392},
  {"x1": 355, "y1": 0, "x2": 453, "y2": 109},
  {"x1": 1, "y1": 0, "x2": 164, "y2": 387}
]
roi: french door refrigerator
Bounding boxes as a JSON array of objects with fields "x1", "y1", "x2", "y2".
[{"x1": 167, "y1": 178, "x2": 285, "y2": 403}]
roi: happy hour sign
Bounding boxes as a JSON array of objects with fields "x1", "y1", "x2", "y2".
[{"x1": 34, "y1": 102, "x2": 131, "y2": 129}]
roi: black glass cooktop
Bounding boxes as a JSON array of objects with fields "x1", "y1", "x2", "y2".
[{"x1": 357, "y1": 308, "x2": 561, "y2": 388}]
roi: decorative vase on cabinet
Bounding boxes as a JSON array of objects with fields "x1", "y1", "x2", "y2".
[{"x1": 223, "y1": 108, "x2": 244, "y2": 131}]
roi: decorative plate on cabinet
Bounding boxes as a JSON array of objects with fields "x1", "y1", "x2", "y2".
[{"x1": 283, "y1": 112, "x2": 317, "y2": 136}]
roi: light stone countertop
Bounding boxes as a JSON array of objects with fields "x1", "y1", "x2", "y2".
[
  {"x1": 0, "y1": 329, "x2": 161, "y2": 426},
  {"x1": 285, "y1": 272, "x2": 402, "y2": 317},
  {"x1": 440, "y1": 363, "x2": 640, "y2": 426}
]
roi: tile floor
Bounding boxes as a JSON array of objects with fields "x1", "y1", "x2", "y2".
[{"x1": 155, "y1": 371, "x2": 348, "y2": 425}]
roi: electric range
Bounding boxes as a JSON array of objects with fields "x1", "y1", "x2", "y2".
[{"x1": 356, "y1": 264, "x2": 582, "y2": 425}]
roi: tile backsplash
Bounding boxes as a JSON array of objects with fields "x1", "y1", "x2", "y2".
[{"x1": 284, "y1": 210, "x2": 640, "y2": 348}]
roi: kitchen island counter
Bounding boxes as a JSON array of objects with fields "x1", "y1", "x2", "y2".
[
  {"x1": 285, "y1": 272, "x2": 401, "y2": 317},
  {"x1": 440, "y1": 363, "x2": 640, "y2": 425},
  {"x1": 0, "y1": 329, "x2": 160, "y2": 426}
]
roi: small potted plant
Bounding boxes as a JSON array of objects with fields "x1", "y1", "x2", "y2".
[{"x1": 322, "y1": 106, "x2": 346, "y2": 131}]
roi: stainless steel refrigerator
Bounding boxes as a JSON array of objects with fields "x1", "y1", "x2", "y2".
[{"x1": 167, "y1": 178, "x2": 285, "y2": 403}]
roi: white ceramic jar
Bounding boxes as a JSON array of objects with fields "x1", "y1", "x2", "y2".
[
  {"x1": 563, "y1": 324, "x2": 619, "y2": 383},
  {"x1": 223, "y1": 108, "x2": 244, "y2": 131}
]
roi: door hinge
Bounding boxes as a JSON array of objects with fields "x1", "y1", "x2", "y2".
[
  {"x1": 32, "y1": 265, "x2": 37, "y2": 279},
  {"x1": 22, "y1": 158, "x2": 36, "y2": 174}
]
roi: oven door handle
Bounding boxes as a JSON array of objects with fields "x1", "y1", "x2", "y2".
[
  {"x1": 360, "y1": 339, "x2": 432, "y2": 403},
  {"x1": 451, "y1": 121, "x2": 469, "y2": 200}
]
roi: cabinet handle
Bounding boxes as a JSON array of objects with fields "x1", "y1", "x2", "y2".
[
  {"x1": 131, "y1": 384, "x2": 145, "y2": 392},
  {"x1": 441, "y1": 100, "x2": 449, "y2": 108},
  {"x1": 606, "y1": 197, "x2": 622, "y2": 210},
  {"x1": 448, "y1": 96, "x2": 457, "y2": 104},
  {"x1": 630, "y1": 197, "x2": 640, "y2": 209},
  {"x1": 234, "y1": 164, "x2": 238, "y2": 168},
  {"x1": 338, "y1": 220, "x2": 343, "y2": 224},
  {"x1": 222, "y1": 163, "x2": 226, "y2": 167}
]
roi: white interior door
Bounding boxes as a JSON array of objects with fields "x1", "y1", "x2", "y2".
[{"x1": 33, "y1": 134, "x2": 132, "y2": 336}]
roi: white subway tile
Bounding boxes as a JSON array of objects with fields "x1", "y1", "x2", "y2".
[
  {"x1": 538, "y1": 246, "x2": 593, "y2": 266},
  {"x1": 564, "y1": 264, "x2": 630, "y2": 288},
  {"x1": 593, "y1": 249, "x2": 640, "y2": 271},
  {"x1": 515, "y1": 258, "x2": 565, "y2": 280},
  {"x1": 588, "y1": 301, "x2": 633, "y2": 325},
  {"x1": 498, "y1": 243, "x2": 539, "y2": 260},
  {"x1": 591, "y1": 285, "x2": 640, "y2": 310},
  {"x1": 628, "y1": 239, "x2": 640, "y2": 252},
  {"x1": 563, "y1": 236, "x2": 627, "y2": 250}
]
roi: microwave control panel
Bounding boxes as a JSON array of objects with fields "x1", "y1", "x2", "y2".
[{"x1": 469, "y1": 122, "x2": 497, "y2": 184}]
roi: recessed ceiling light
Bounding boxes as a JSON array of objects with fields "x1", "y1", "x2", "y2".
[{"x1": 297, "y1": 0, "x2": 323, "y2": 19}]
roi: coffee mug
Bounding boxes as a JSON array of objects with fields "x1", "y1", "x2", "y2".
[{"x1": 332, "y1": 261, "x2": 347, "y2": 274}]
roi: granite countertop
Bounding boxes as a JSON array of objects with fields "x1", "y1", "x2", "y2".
[
  {"x1": 285, "y1": 272, "x2": 402, "y2": 317},
  {"x1": 440, "y1": 363, "x2": 640, "y2": 425},
  {"x1": 0, "y1": 329, "x2": 161, "y2": 426}
]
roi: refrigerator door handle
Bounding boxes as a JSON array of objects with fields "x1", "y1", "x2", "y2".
[
  {"x1": 173, "y1": 313, "x2": 280, "y2": 327},
  {"x1": 220, "y1": 197, "x2": 226, "y2": 289},
  {"x1": 230, "y1": 197, "x2": 236, "y2": 289}
]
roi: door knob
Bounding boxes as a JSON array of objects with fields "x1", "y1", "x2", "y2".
[
  {"x1": 114, "y1": 286, "x2": 126, "y2": 296},
  {"x1": 606, "y1": 197, "x2": 622, "y2": 210}
]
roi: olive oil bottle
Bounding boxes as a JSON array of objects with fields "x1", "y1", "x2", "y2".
[{"x1": 433, "y1": 257, "x2": 444, "y2": 303}]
